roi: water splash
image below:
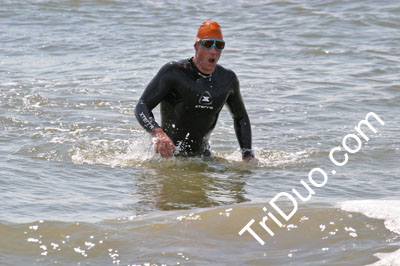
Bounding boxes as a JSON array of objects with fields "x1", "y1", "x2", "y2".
[
  {"x1": 218, "y1": 148, "x2": 308, "y2": 168},
  {"x1": 70, "y1": 138, "x2": 308, "y2": 169},
  {"x1": 70, "y1": 135, "x2": 155, "y2": 167}
]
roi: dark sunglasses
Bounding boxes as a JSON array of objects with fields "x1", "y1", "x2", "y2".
[{"x1": 198, "y1": 39, "x2": 225, "y2": 50}]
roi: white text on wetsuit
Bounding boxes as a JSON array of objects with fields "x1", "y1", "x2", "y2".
[
  {"x1": 139, "y1": 112, "x2": 155, "y2": 130},
  {"x1": 195, "y1": 105, "x2": 214, "y2": 110}
]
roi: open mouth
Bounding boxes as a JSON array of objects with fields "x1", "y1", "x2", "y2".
[{"x1": 208, "y1": 58, "x2": 215, "y2": 63}]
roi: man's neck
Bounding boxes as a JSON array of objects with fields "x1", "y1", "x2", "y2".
[{"x1": 192, "y1": 57, "x2": 213, "y2": 75}]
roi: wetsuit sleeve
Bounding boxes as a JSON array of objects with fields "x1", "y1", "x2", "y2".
[
  {"x1": 226, "y1": 75, "x2": 254, "y2": 159},
  {"x1": 135, "y1": 63, "x2": 174, "y2": 133}
]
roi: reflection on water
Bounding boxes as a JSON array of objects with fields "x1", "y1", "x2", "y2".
[
  {"x1": 134, "y1": 158, "x2": 250, "y2": 211},
  {"x1": 1, "y1": 0, "x2": 399, "y2": 264}
]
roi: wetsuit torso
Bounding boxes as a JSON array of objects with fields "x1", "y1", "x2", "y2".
[{"x1": 135, "y1": 58, "x2": 253, "y2": 158}]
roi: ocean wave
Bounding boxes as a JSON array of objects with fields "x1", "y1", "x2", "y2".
[
  {"x1": 3, "y1": 201, "x2": 398, "y2": 265},
  {"x1": 340, "y1": 200, "x2": 400, "y2": 235},
  {"x1": 340, "y1": 200, "x2": 400, "y2": 266}
]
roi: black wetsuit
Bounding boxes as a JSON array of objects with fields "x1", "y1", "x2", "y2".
[{"x1": 135, "y1": 58, "x2": 253, "y2": 158}]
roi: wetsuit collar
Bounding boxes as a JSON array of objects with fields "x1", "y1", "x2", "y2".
[{"x1": 189, "y1": 57, "x2": 212, "y2": 79}]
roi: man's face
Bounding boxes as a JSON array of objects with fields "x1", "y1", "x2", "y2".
[{"x1": 194, "y1": 39, "x2": 223, "y2": 74}]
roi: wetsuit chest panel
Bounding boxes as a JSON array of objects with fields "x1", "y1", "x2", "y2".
[
  {"x1": 192, "y1": 78, "x2": 229, "y2": 112},
  {"x1": 158, "y1": 60, "x2": 236, "y2": 153}
]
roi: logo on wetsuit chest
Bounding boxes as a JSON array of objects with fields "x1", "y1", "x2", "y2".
[{"x1": 195, "y1": 91, "x2": 214, "y2": 110}]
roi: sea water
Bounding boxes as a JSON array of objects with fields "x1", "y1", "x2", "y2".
[{"x1": 1, "y1": 0, "x2": 399, "y2": 265}]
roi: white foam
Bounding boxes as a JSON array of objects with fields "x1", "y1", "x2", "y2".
[
  {"x1": 340, "y1": 200, "x2": 400, "y2": 266},
  {"x1": 70, "y1": 136, "x2": 155, "y2": 167},
  {"x1": 221, "y1": 148, "x2": 308, "y2": 168},
  {"x1": 340, "y1": 200, "x2": 400, "y2": 234},
  {"x1": 365, "y1": 248, "x2": 400, "y2": 266}
]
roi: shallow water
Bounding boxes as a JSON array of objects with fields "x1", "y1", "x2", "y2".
[{"x1": 1, "y1": 0, "x2": 399, "y2": 265}]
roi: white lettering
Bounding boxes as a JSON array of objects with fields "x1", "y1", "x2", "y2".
[
  {"x1": 268, "y1": 212, "x2": 283, "y2": 227},
  {"x1": 308, "y1": 168, "x2": 328, "y2": 188},
  {"x1": 238, "y1": 219, "x2": 265, "y2": 245},
  {"x1": 139, "y1": 112, "x2": 155, "y2": 130},
  {"x1": 195, "y1": 105, "x2": 214, "y2": 110},
  {"x1": 342, "y1": 134, "x2": 362, "y2": 153},
  {"x1": 329, "y1": 146, "x2": 348, "y2": 166},
  {"x1": 259, "y1": 216, "x2": 275, "y2": 237},
  {"x1": 292, "y1": 179, "x2": 315, "y2": 202},
  {"x1": 238, "y1": 112, "x2": 385, "y2": 246},
  {"x1": 355, "y1": 112, "x2": 385, "y2": 141},
  {"x1": 269, "y1": 192, "x2": 298, "y2": 222}
]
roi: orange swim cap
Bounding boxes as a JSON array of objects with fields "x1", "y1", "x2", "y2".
[{"x1": 196, "y1": 21, "x2": 223, "y2": 40}]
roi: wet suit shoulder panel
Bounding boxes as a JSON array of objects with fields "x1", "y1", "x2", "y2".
[{"x1": 135, "y1": 62, "x2": 179, "y2": 133}]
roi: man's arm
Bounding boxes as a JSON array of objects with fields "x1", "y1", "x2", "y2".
[
  {"x1": 135, "y1": 64, "x2": 172, "y2": 132},
  {"x1": 226, "y1": 74, "x2": 254, "y2": 161},
  {"x1": 135, "y1": 63, "x2": 176, "y2": 158}
]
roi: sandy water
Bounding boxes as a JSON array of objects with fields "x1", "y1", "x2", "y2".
[{"x1": 1, "y1": 0, "x2": 399, "y2": 265}]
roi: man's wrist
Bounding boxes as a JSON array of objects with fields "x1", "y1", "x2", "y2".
[
  {"x1": 151, "y1": 127, "x2": 163, "y2": 137},
  {"x1": 242, "y1": 149, "x2": 254, "y2": 159}
]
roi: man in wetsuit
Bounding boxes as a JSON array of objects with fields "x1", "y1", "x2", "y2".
[{"x1": 135, "y1": 21, "x2": 253, "y2": 161}]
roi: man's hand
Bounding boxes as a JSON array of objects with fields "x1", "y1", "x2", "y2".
[
  {"x1": 242, "y1": 149, "x2": 254, "y2": 162},
  {"x1": 152, "y1": 128, "x2": 176, "y2": 158}
]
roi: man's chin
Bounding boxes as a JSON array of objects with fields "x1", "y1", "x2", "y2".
[{"x1": 205, "y1": 61, "x2": 218, "y2": 71}]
